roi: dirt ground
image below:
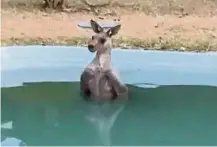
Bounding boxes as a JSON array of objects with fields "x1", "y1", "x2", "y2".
[{"x1": 1, "y1": 9, "x2": 217, "y2": 50}]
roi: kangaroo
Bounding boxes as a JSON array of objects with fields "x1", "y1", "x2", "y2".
[{"x1": 80, "y1": 19, "x2": 128, "y2": 101}]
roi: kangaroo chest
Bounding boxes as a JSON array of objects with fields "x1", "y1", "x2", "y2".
[
  {"x1": 85, "y1": 57, "x2": 114, "y2": 98},
  {"x1": 87, "y1": 55, "x2": 112, "y2": 71}
]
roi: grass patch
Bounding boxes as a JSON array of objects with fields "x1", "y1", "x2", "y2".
[{"x1": 1, "y1": 37, "x2": 216, "y2": 52}]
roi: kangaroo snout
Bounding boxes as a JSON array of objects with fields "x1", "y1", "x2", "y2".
[{"x1": 88, "y1": 44, "x2": 95, "y2": 52}]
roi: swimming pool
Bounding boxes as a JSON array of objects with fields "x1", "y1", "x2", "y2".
[{"x1": 1, "y1": 45, "x2": 217, "y2": 146}]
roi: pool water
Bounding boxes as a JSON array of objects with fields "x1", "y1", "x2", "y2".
[{"x1": 1, "y1": 46, "x2": 217, "y2": 146}]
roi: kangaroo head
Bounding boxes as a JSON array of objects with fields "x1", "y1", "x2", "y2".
[{"x1": 88, "y1": 19, "x2": 121, "y2": 54}]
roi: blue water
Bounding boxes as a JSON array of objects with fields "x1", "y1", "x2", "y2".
[
  {"x1": 1, "y1": 46, "x2": 217, "y2": 146},
  {"x1": 1, "y1": 46, "x2": 217, "y2": 87}
]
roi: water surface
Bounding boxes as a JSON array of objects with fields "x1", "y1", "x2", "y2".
[{"x1": 1, "y1": 46, "x2": 217, "y2": 146}]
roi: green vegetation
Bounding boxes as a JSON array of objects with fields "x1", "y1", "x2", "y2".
[{"x1": 2, "y1": 37, "x2": 216, "y2": 52}]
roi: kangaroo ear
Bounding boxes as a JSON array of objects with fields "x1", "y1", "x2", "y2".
[
  {"x1": 106, "y1": 24, "x2": 121, "y2": 37},
  {"x1": 90, "y1": 19, "x2": 104, "y2": 34}
]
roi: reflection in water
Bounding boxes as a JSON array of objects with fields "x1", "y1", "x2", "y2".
[
  {"x1": 1, "y1": 82, "x2": 127, "y2": 146},
  {"x1": 1, "y1": 82, "x2": 217, "y2": 146},
  {"x1": 1, "y1": 137, "x2": 26, "y2": 146},
  {"x1": 1, "y1": 122, "x2": 26, "y2": 146},
  {"x1": 1, "y1": 121, "x2": 13, "y2": 129},
  {"x1": 85, "y1": 102, "x2": 125, "y2": 146},
  {"x1": 45, "y1": 107, "x2": 59, "y2": 127}
]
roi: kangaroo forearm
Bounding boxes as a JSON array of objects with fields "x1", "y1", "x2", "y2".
[
  {"x1": 113, "y1": 80, "x2": 128, "y2": 94},
  {"x1": 106, "y1": 72, "x2": 128, "y2": 93},
  {"x1": 111, "y1": 78, "x2": 126, "y2": 88}
]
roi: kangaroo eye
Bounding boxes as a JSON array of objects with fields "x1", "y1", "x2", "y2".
[
  {"x1": 99, "y1": 38, "x2": 106, "y2": 44},
  {"x1": 92, "y1": 36, "x2": 95, "y2": 40}
]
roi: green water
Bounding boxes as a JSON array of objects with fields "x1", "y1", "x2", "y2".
[
  {"x1": 1, "y1": 82, "x2": 217, "y2": 146},
  {"x1": 1, "y1": 46, "x2": 217, "y2": 146}
]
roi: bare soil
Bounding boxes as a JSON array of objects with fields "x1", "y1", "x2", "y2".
[{"x1": 1, "y1": 10, "x2": 217, "y2": 50}]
